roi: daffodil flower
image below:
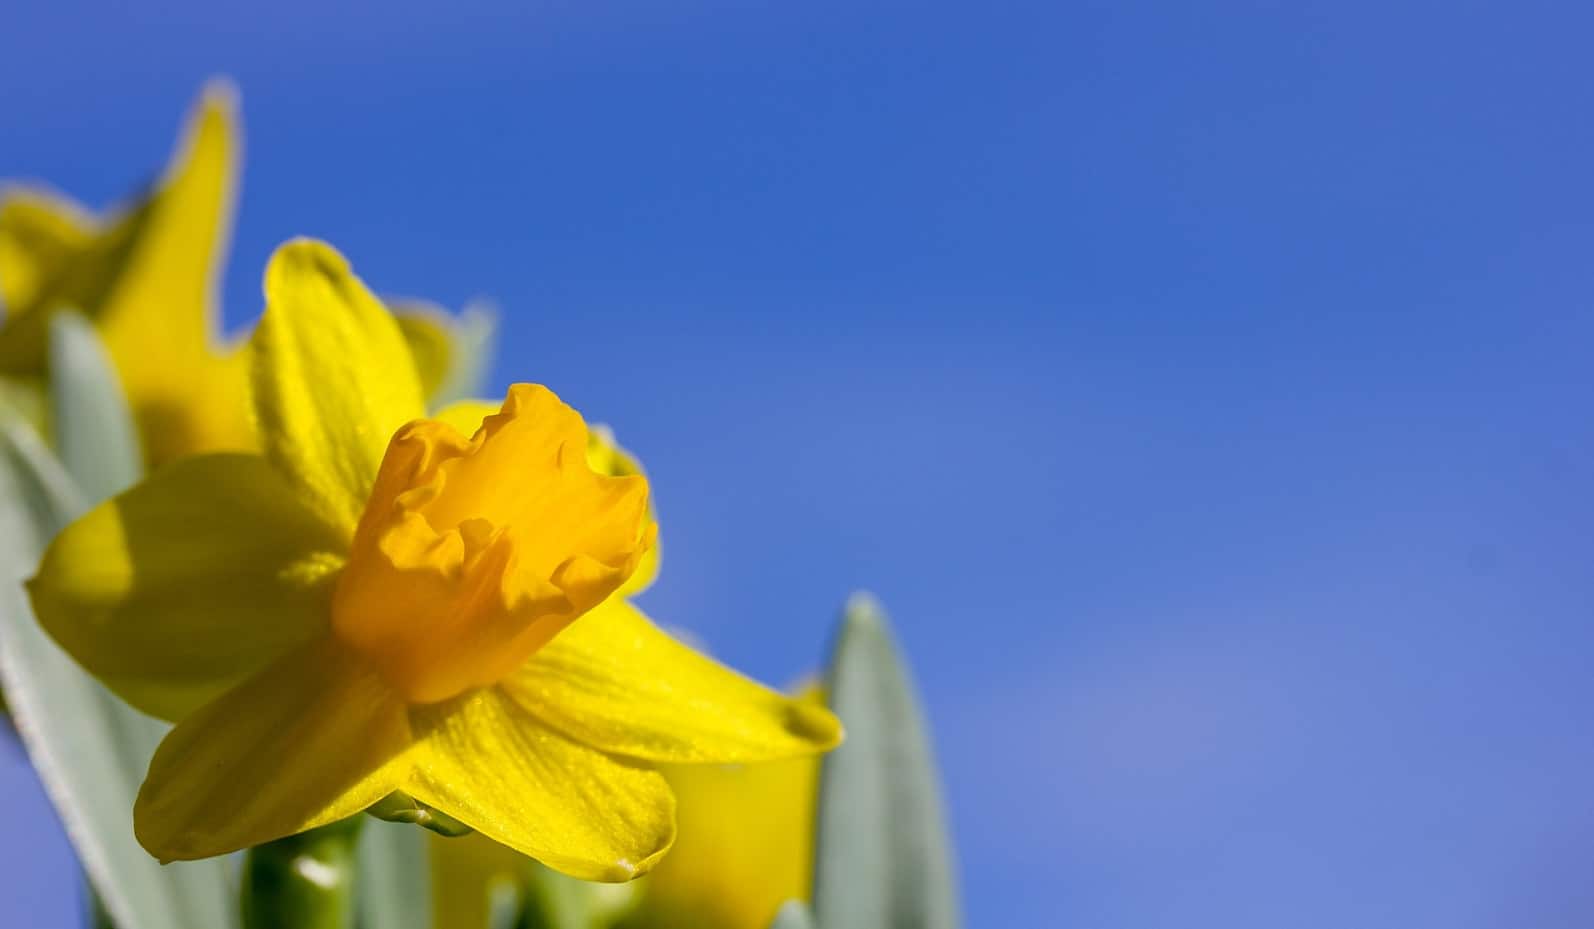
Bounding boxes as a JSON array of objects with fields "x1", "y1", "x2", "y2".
[
  {"x1": 423, "y1": 430, "x2": 667, "y2": 927},
  {"x1": 27, "y1": 238, "x2": 841, "y2": 879},
  {"x1": 0, "y1": 81, "x2": 251, "y2": 464}
]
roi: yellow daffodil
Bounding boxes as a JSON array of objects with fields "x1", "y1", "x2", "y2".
[
  {"x1": 426, "y1": 427, "x2": 662, "y2": 928},
  {"x1": 0, "y1": 81, "x2": 251, "y2": 464},
  {"x1": 622, "y1": 693, "x2": 826, "y2": 929},
  {"x1": 0, "y1": 82, "x2": 481, "y2": 463},
  {"x1": 27, "y1": 238, "x2": 841, "y2": 879}
]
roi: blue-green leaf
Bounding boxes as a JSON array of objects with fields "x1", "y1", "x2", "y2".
[
  {"x1": 813, "y1": 594, "x2": 960, "y2": 929},
  {"x1": 767, "y1": 900, "x2": 818, "y2": 929},
  {"x1": 47, "y1": 312, "x2": 141, "y2": 500},
  {"x1": 0, "y1": 329, "x2": 236, "y2": 929},
  {"x1": 356, "y1": 819, "x2": 432, "y2": 929}
]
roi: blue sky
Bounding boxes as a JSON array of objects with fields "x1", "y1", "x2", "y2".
[{"x1": 4, "y1": 1, "x2": 1594, "y2": 926}]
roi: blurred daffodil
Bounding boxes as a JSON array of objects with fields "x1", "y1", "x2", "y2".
[
  {"x1": 0, "y1": 82, "x2": 490, "y2": 464},
  {"x1": 623, "y1": 694, "x2": 825, "y2": 929},
  {"x1": 27, "y1": 238, "x2": 841, "y2": 879},
  {"x1": 0, "y1": 81, "x2": 251, "y2": 464}
]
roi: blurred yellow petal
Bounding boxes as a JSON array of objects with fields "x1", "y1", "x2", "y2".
[
  {"x1": 98, "y1": 80, "x2": 235, "y2": 362},
  {"x1": 138, "y1": 340, "x2": 253, "y2": 466},
  {"x1": 429, "y1": 831, "x2": 525, "y2": 929},
  {"x1": 631, "y1": 754, "x2": 821, "y2": 929},
  {"x1": 27, "y1": 453, "x2": 346, "y2": 720},
  {"x1": 0, "y1": 375, "x2": 49, "y2": 438},
  {"x1": 0, "y1": 82, "x2": 253, "y2": 463},
  {"x1": 394, "y1": 298, "x2": 497, "y2": 409},
  {"x1": 0, "y1": 186, "x2": 96, "y2": 314},
  {"x1": 251, "y1": 238, "x2": 426, "y2": 532},
  {"x1": 505, "y1": 601, "x2": 841, "y2": 764},
  {"x1": 393, "y1": 301, "x2": 455, "y2": 401},
  {"x1": 0, "y1": 82, "x2": 233, "y2": 371},
  {"x1": 97, "y1": 80, "x2": 241, "y2": 453},
  {"x1": 135, "y1": 638, "x2": 412, "y2": 861},
  {"x1": 406, "y1": 685, "x2": 675, "y2": 883}
]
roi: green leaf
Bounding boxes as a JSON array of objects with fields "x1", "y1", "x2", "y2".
[
  {"x1": 0, "y1": 414, "x2": 78, "y2": 536},
  {"x1": 47, "y1": 312, "x2": 141, "y2": 500},
  {"x1": 0, "y1": 340, "x2": 235, "y2": 929},
  {"x1": 767, "y1": 900, "x2": 818, "y2": 929},
  {"x1": 813, "y1": 593, "x2": 960, "y2": 929},
  {"x1": 355, "y1": 819, "x2": 432, "y2": 929}
]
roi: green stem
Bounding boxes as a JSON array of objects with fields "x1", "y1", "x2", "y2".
[{"x1": 241, "y1": 818, "x2": 364, "y2": 929}]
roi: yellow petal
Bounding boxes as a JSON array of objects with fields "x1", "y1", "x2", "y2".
[
  {"x1": 251, "y1": 238, "x2": 427, "y2": 532},
  {"x1": 135, "y1": 638, "x2": 412, "y2": 861},
  {"x1": 96, "y1": 80, "x2": 237, "y2": 399},
  {"x1": 636, "y1": 754, "x2": 822, "y2": 929},
  {"x1": 0, "y1": 82, "x2": 233, "y2": 372},
  {"x1": 504, "y1": 601, "x2": 842, "y2": 764},
  {"x1": 332, "y1": 385, "x2": 655, "y2": 704},
  {"x1": 429, "y1": 831, "x2": 526, "y2": 929},
  {"x1": 0, "y1": 186, "x2": 96, "y2": 314},
  {"x1": 0, "y1": 82, "x2": 253, "y2": 463},
  {"x1": 0, "y1": 375, "x2": 49, "y2": 439},
  {"x1": 27, "y1": 453, "x2": 346, "y2": 721},
  {"x1": 139, "y1": 339, "x2": 254, "y2": 466},
  {"x1": 406, "y1": 685, "x2": 675, "y2": 882},
  {"x1": 392, "y1": 301, "x2": 455, "y2": 401}
]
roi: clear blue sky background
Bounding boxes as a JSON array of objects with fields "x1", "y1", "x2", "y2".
[{"x1": 3, "y1": 2, "x2": 1593, "y2": 926}]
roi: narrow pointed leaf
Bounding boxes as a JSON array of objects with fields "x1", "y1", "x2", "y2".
[
  {"x1": 813, "y1": 593, "x2": 960, "y2": 929},
  {"x1": 48, "y1": 312, "x2": 141, "y2": 500}
]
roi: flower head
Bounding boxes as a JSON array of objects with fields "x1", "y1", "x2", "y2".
[{"x1": 28, "y1": 238, "x2": 841, "y2": 879}]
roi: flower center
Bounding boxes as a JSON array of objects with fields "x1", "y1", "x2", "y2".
[{"x1": 331, "y1": 384, "x2": 656, "y2": 703}]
